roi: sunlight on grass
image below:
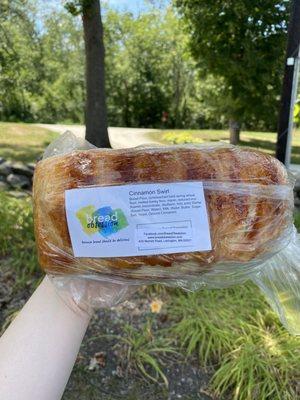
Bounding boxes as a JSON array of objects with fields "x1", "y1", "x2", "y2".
[
  {"x1": 0, "y1": 122, "x2": 58, "y2": 163},
  {"x1": 276, "y1": 290, "x2": 300, "y2": 335},
  {"x1": 170, "y1": 285, "x2": 265, "y2": 364},
  {"x1": 168, "y1": 285, "x2": 300, "y2": 400},
  {"x1": 211, "y1": 314, "x2": 300, "y2": 400},
  {"x1": 152, "y1": 129, "x2": 300, "y2": 164}
]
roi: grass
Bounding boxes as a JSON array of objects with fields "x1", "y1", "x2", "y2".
[
  {"x1": 113, "y1": 321, "x2": 176, "y2": 387},
  {"x1": 212, "y1": 322, "x2": 300, "y2": 400},
  {"x1": 169, "y1": 286, "x2": 300, "y2": 400},
  {"x1": 0, "y1": 122, "x2": 58, "y2": 163},
  {"x1": 151, "y1": 129, "x2": 300, "y2": 164},
  {"x1": 1, "y1": 122, "x2": 300, "y2": 399},
  {"x1": 0, "y1": 191, "x2": 40, "y2": 285}
]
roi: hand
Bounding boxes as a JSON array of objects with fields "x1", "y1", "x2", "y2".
[{"x1": 49, "y1": 275, "x2": 136, "y2": 316}]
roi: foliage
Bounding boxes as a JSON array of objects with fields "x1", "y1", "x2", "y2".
[
  {"x1": 170, "y1": 285, "x2": 300, "y2": 400},
  {"x1": 0, "y1": 2, "x2": 85, "y2": 123},
  {"x1": 175, "y1": 0, "x2": 290, "y2": 131},
  {"x1": 104, "y1": 6, "x2": 203, "y2": 128},
  {"x1": 64, "y1": 0, "x2": 94, "y2": 16},
  {"x1": 0, "y1": 0, "x2": 44, "y2": 121},
  {"x1": 0, "y1": 1, "x2": 245, "y2": 129},
  {"x1": 114, "y1": 322, "x2": 176, "y2": 386},
  {"x1": 212, "y1": 326, "x2": 300, "y2": 400},
  {"x1": 38, "y1": 11, "x2": 85, "y2": 123},
  {"x1": 161, "y1": 130, "x2": 228, "y2": 144},
  {"x1": 171, "y1": 289, "x2": 240, "y2": 363},
  {"x1": 294, "y1": 100, "x2": 300, "y2": 127},
  {"x1": 0, "y1": 191, "x2": 40, "y2": 284}
]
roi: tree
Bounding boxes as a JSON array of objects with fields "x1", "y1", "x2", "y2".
[
  {"x1": 39, "y1": 11, "x2": 85, "y2": 123},
  {"x1": 175, "y1": 0, "x2": 290, "y2": 143},
  {"x1": 0, "y1": 1, "x2": 86, "y2": 123},
  {"x1": 5, "y1": 1, "x2": 286, "y2": 133},
  {"x1": 0, "y1": 0, "x2": 44, "y2": 121},
  {"x1": 104, "y1": 6, "x2": 201, "y2": 129},
  {"x1": 65, "y1": 0, "x2": 109, "y2": 147},
  {"x1": 0, "y1": 2, "x2": 222, "y2": 129}
]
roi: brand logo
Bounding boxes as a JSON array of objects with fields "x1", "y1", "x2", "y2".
[{"x1": 76, "y1": 205, "x2": 128, "y2": 237}]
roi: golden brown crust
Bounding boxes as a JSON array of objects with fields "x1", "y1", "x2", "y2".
[{"x1": 33, "y1": 145, "x2": 292, "y2": 279}]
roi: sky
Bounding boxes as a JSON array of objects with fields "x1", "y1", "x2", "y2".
[
  {"x1": 105, "y1": 0, "x2": 169, "y2": 15},
  {"x1": 33, "y1": 0, "x2": 170, "y2": 32},
  {"x1": 36, "y1": 0, "x2": 170, "y2": 19}
]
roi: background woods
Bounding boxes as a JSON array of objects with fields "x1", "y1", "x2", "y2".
[
  {"x1": 1, "y1": 1, "x2": 300, "y2": 399},
  {"x1": 0, "y1": 0, "x2": 291, "y2": 135}
]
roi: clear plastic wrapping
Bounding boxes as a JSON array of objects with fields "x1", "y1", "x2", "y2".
[{"x1": 33, "y1": 132, "x2": 300, "y2": 333}]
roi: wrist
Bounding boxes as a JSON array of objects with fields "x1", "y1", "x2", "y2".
[{"x1": 44, "y1": 276, "x2": 92, "y2": 321}]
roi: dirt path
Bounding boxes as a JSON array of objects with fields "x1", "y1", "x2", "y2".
[{"x1": 37, "y1": 124, "x2": 162, "y2": 149}]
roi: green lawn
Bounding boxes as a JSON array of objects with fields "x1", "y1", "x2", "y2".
[
  {"x1": 151, "y1": 129, "x2": 300, "y2": 164},
  {"x1": 0, "y1": 122, "x2": 58, "y2": 163},
  {"x1": 1, "y1": 122, "x2": 300, "y2": 164},
  {"x1": 1, "y1": 122, "x2": 300, "y2": 399}
]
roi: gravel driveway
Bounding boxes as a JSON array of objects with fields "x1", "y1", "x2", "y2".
[{"x1": 37, "y1": 124, "x2": 162, "y2": 149}]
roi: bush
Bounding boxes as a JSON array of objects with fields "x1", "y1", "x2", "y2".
[{"x1": 0, "y1": 192, "x2": 40, "y2": 283}]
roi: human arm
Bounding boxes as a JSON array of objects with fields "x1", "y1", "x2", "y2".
[{"x1": 0, "y1": 276, "x2": 90, "y2": 400}]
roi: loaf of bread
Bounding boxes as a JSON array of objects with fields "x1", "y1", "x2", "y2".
[{"x1": 33, "y1": 145, "x2": 293, "y2": 281}]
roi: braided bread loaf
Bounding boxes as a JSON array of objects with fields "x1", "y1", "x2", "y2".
[{"x1": 33, "y1": 145, "x2": 292, "y2": 280}]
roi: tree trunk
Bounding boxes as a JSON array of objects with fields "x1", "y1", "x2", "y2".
[
  {"x1": 276, "y1": 0, "x2": 300, "y2": 165},
  {"x1": 123, "y1": 80, "x2": 130, "y2": 127},
  {"x1": 174, "y1": 62, "x2": 181, "y2": 128},
  {"x1": 82, "y1": 0, "x2": 110, "y2": 147},
  {"x1": 229, "y1": 120, "x2": 241, "y2": 145}
]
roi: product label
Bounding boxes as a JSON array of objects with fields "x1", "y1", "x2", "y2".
[{"x1": 65, "y1": 182, "x2": 211, "y2": 258}]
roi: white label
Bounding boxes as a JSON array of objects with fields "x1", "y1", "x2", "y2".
[{"x1": 65, "y1": 182, "x2": 211, "y2": 258}]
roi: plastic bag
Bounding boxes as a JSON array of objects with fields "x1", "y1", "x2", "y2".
[{"x1": 33, "y1": 132, "x2": 300, "y2": 333}]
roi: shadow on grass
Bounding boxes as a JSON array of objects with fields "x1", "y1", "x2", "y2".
[
  {"x1": 240, "y1": 138, "x2": 300, "y2": 165},
  {"x1": 0, "y1": 142, "x2": 50, "y2": 163},
  {"x1": 240, "y1": 138, "x2": 276, "y2": 152}
]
